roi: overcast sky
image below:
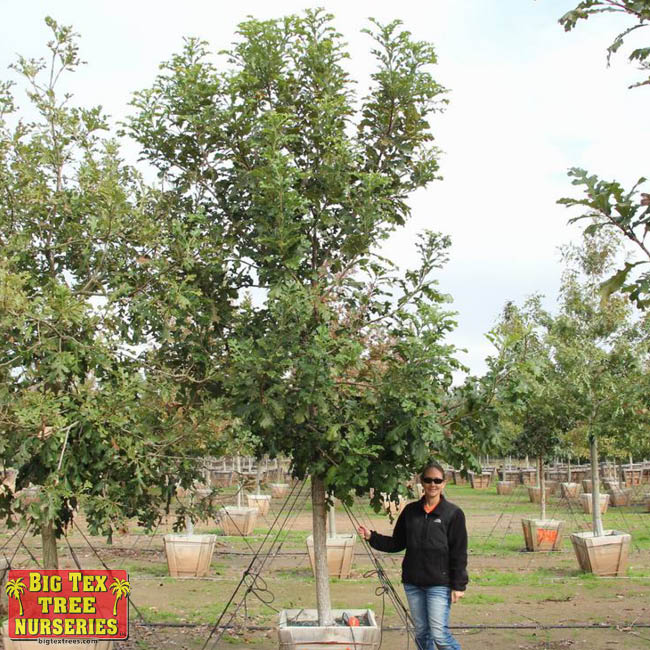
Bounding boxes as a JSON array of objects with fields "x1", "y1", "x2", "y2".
[{"x1": 2, "y1": 0, "x2": 648, "y2": 377}]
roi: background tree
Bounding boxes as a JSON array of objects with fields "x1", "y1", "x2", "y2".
[
  {"x1": 559, "y1": 1, "x2": 650, "y2": 307},
  {"x1": 549, "y1": 233, "x2": 650, "y2": 536},
  {"x1": 487, "y1": 299, "x2": 570, "y2": 518},
  {"x1": 0, "y1": 19, "x2": 223, "y2": 567},
  {"x1": 126, "y1": 10, "x2": 501, "y2": 625},
  {"x1": 560, "y1": 0, "x2": 650, "y2": 89}
]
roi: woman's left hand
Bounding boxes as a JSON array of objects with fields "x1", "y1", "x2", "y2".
[{"x1": 451, "y1": 590, "x2": 465, "y2": 604}]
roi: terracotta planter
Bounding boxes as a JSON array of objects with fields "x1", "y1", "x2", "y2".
[
  {"x1": 560, "y1": 482, "x2": 581, "y2": 498},
  {"x1": 521, "y1": 518, "x2": 565, "y2": 552},
  {"x1": 496, "y1": 480, "x2": 515, "y2": 495},
  {"x1": 278, "y1": 609, "x2": 380, "y2": 649},
  {"x1": 580, "y1": 493, "x2": 609, "y2": 514},
  {"x1": 219, "y1": 506, "x2": 258, "y2": 536},
  {"x1": 469, "y1": 472, "x2": 491, "y2": 489},
  {"x1": 570, "y1": 530, "x2": 631, "y2": 576},
  {"x1": 306, "y1": 534, "x2": 356, "y2": 579},
  {"x1": 246, "y1": 494, "x2": 271, "y2": 515},
  {"x1": 452, "y1": 470, "x2": 467, "y2": 485},
  {"x1": 608, "y1": 488, "x2": 632, "y2": 507},
  {"x1": 270, "y1": 483, "x2": 290, "y2": 499},
  {"x1": 163, "y1": 534, "x2": 216, "y2": 577},
  {"x1": 581, "y1": 479, "x2": 592, "y2": 493}
]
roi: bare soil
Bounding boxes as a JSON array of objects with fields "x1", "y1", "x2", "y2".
[{"x1": 2, "y1": 483, "x2": 650, "y2": 649}]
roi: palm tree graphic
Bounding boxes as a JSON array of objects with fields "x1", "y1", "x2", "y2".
[
  {"x1": 6, "y1": 578, "x2": 26, "y2": 616},
  {"x1": 109, "y1": 578, "x2": 130, "y2": 616}
]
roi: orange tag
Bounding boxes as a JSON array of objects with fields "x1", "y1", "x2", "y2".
[{"x1": 537, "y1": 529, "x2": 557, "y2": 545}]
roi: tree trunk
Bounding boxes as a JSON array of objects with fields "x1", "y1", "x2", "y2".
[
  {"x1": 567, "y1": 455, "x2": 572, "y2": 482},
  {"x1": 41, "y1": 521, "x2": 59, "y2": 570},
  {"x1": 312, "y1": 476, "x2": 334, "y2": 626},
  {"x1": 327, "y1": 502, "x2": 337, "y2": 539},
  {"x1": 236, "y1": 455, "x2": 242, "y2": 508},
  {"x1": 256, "y1": 459, "x2": 262, "y2": 496},
  {"x1": 538, "y1": 456, "x2": 546, "y2": 521},
  {"x1": 590, "y1": 435, "x2": 604, "y2": 537}
]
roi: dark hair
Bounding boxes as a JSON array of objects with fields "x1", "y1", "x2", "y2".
[{"x1": 420, "y1": 460, "x2": 445, "y2": 479}]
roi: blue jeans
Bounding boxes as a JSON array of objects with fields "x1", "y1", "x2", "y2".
[{"x1": 403, "y1": 584, "x2": 461, "y2": 650}]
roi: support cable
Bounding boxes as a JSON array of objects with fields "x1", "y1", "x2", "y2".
[{"x1": 200, "y1": 479, "x2": 308, "y2": 650}]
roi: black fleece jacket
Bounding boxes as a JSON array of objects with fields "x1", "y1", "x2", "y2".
[{"x1": 369, "y1": 495, "x2": 468, "y2": 591}]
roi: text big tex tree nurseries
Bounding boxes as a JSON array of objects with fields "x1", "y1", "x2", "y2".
[{"x1": 5, "y1": 570, "x2": 129, "y2": 640}]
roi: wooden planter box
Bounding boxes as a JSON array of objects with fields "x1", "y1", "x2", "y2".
[
  {"x1": 278, "y1": 609, "x2": 380, "y2": 649},
  {"x1": 623, "y1": 469, "x2": 642, "y2": 487},
  {"x1": 469, "y1": 472, "x2": 491, "y2": 489},
  {"x1": 306, "y1": 534, "x2": 356, "y2": 579},
  {"x1": 496, "y1": 480, "x2": 515, "y2": 495},
  {"x1": 580, "y1": 493, "x2": 609, "y2": 514},
  {"x1": 521, "y1": 518, "x2": 565, "y2": 552},
  {"x1": 520, "y1": 469, "x2": 537, "y2": 486},
  {"x1": 581, "y1": 479, "x2": 592, "y2": 493},
  {"x1": 219, "y1": 506, "x2": 258, "y2": 536},
  {"x1": 246, "y1": 494, "x2": 271, "y2": 515},
  {"x1": 0, "y1": 558, "x2": 8, "y2": 616},
  {"x1": 381, "y1": 494, "x2": 406, "y2": 517},
  {"x1": 602, "y1": 478, "x2": 619, "y2": 492},
  {"x1": 209, "y1": 470, "x2": 233, "y2": 488},
  {"x1": 645, "y1": 494, "x2": 650, "y2": 512},
  {"x1": 571, "y1": 469, "x2": 588, "y2": 483},
  {"x1": 452, "y1": 470, "x2": 467, "y2": 485},
  {"x1": 570, "y1": 530, "x2": 631, "y2": 576},
  {"x1": 560, "y1": 482, "x2": 581, "y2": 498},
  {"x1": 527, "y1": 486, "x2": 542, "y2": 503},
  {"x1": 608, "y1": 488, "x2": 632, "y2": 507},
  {"x1": 545, "y1": 480, "x2": 559, "y2": 496},
  {"x1": 17, "y1": 486, "x2": 41, "y2": 506},
  {"x1": 270, "y1": 483, "x2": 290, "y2": 499},
  {"x1": 163, "y1": 534, "x2": 216, "y2": 577},
  {"x1": 1, "y1": 469, "x2": 16, "y2": 494}
]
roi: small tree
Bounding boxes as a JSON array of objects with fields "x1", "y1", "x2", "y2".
[
  {"x1": 549, "y1": 234, "x2": 650, "y2": 536},
  {"x1": 492, "y1": 298, "x2": 570, "y2": 521}
]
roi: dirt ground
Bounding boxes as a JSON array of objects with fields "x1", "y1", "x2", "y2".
[{"x1": 2, "y1": 482, "x2": 649, "y2": 649}]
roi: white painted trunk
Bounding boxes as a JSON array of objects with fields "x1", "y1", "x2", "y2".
[
  {"x1": 236, "y1": 455, "x2": 242, "y2": 508},
  {"x1": 590, "y1": 436, "x2": 604, "y2": 537},
  {"x1": 312, "y1": 476, "x2": 334, "y2": 626},
  {"x1": 327, "y1": 502, "x2": 336, "y2": 539}
]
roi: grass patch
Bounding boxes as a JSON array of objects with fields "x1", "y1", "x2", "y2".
[{"x1": 459, "y1": 593, "x2": 505, "y2": 605}]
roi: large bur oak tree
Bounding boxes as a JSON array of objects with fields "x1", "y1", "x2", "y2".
[{"x1": 127, "y1": 9, "x2": 484, "y2": 625}]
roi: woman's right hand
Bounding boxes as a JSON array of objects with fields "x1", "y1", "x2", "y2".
[{"x1": 357, "y1": 525, "x2": 371, "y2": 541}]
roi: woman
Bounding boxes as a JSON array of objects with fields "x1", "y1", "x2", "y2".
[{"x1": 358, "y1": 460, "x2": 467, "y2": 650}]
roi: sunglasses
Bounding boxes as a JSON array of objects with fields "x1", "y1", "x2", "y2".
[{"x1": 422, "y1": 477, "x2": 444, "y2": 485}]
